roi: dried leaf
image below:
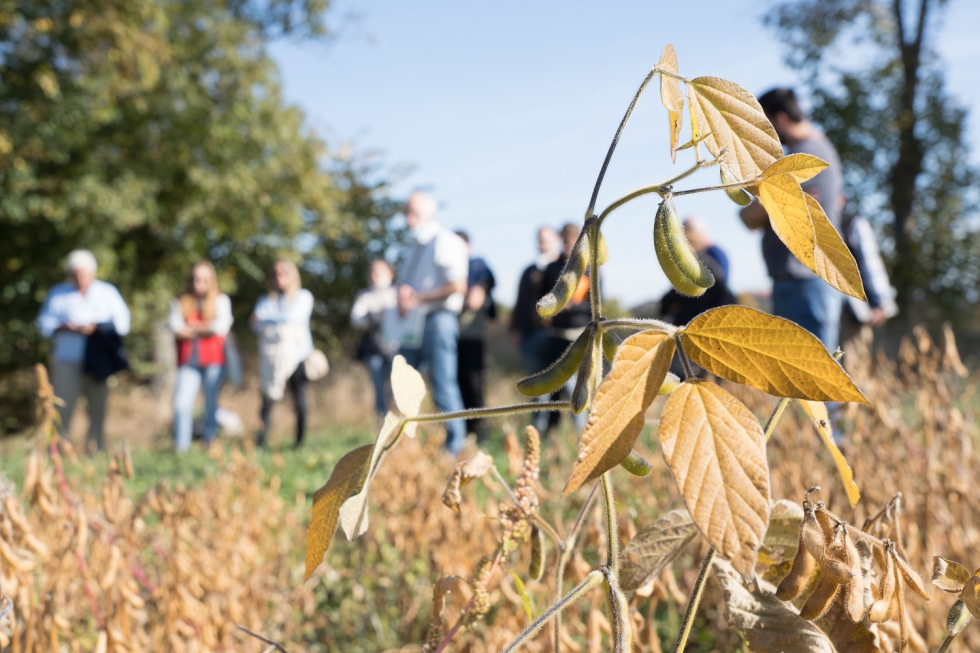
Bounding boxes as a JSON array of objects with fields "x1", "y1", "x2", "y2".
[
  {"x1": 760, "y1": 499, "x2": 805, "y2": 566},
  {"x1": 619, "y1": 509, "x2": 699, "y2": 591},
  {"x1": 442, "y1": 451, "x2": 495, "y2": 512},
  {"x1": 715, "y1": 558, "x2": 837, "y2": 653},
  {"x1": 688, "y1": 77, "x2": 783, "y2": 181},
  {"x1": 759, "y1": 152, "x2": 829, "y2": 184},
  {"x1": 305, "y1": 445, "x2": 373, "y2": 578},
  {"x1": 800, "y1": 400, "x2": 861, "y2": 507},
  {"x1": 563, "y1": 331, "x2": 674, "y2": 496},
  {"x1": 821, "y1": 601, "x2": 882, "y2": 653},
  {"x1": 658, "y1": 381, "x2": 770, "y2": 577},
  {"x1": 658, "y1": 44, "x2": 684, "y2": 162},
  {"x1": 338, "y1": 412, "x2": 403, "y2": 540},
  {"x1": 683, "y1": 305, "x2": 867, "y2": 403},
  {"x1": 932, "y1": 556, "x2": 971, "y2": 594},
  {"x1": 391, "y1": 355, "x2": 426, "y2": 437}
]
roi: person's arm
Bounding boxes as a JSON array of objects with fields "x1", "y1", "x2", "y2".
[
  {"x1": 290, "y1": 289, "x2": 314, "y2": 323},
  {"x1": 350, "y1": 291, "x2": 373, "y2": 329},
  {"x1": 210, "y1": 294, "x2": 233, "y2": 336},
  {"x1": 739, "y1": 201, "x2": 768, "y2": 230},
  {"x1": 465, "y1": 284, "x2": 487, "y2": 312},
  {"x1": 169, "y1": 299, "x2": 196, "y2": 339}
]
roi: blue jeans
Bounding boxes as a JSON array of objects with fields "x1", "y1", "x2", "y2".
[
  {"x1": 772, "y1": 278, "x2": 843, "y2": 352},
  {"x1": 400, "y1": 311, "x2": 466, "y2": 455},
  {"x1": 173, "y1": 364, "x2": 223, "y2": 452},
  {"x1": 365, "y1": 354, "x2": 392, "y2": 417}
]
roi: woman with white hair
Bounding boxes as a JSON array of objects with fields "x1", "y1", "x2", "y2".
[{"x1": 37, "y1": 250, "x2": 130, "y2": 451}]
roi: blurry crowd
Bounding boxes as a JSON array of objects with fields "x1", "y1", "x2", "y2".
[{"x1": 34, "y1": 87, "x2": 896, "y2": 456}]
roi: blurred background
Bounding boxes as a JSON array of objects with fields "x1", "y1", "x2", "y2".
[{"x1": 3, "y1": 0, "x2": 980, "y2": 435}]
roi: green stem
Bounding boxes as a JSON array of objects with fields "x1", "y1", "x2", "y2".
[
  {"x1": 406, "y1": 401, "x2": 570, "y2": 424},
  {"x1": 671, "y1": 546, "x2": 716, "y2": 653},
  {"x1": 936, "y1": 634, "x2": 956, "y2": 653},
  {"x1": 600, "y1": 472, "x2": 619, "y2": 576},
  {"x1": 675, "y1": 338, "x2": 696, "y2": 380},
  {"x1": 598, "y1": 318, "x2": 677, "y2": 334},
  {"x1": 671, "y1": 179, "x2": 758, "y2": 197},
  {"x1": 502, "y1": 570, "x2": 604, "y2": 653},
  {"x1": 762, "y1": 398, "x2": 791, "y2": 443},
  {"x1": 553, "y1": 481, "x2": 600, "y2": 653},
  {"x1": 595, "y1": 162, "x2": 709, "y2": 230}
]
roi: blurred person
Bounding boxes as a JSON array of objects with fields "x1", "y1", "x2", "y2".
[
  {"x1": 740, "y1": 87, "x2": 845, "y2": 351},
  {"x1": 169, "y1": 261, "x2": 233, "y2": 452},
  {"x1": 454, "y1": 231, "x2": 496, "y2": 442},
  {"x1": 394, "y1": 192, "x2": 469, "y2": 456},
  {"x1": 538, "y1": 223, "x2": 593, "y2": 435},
  {"x1": 252, "y1": 259, "x2": 314, "y2": 448},
  {"x1": 659, "y1": 216, "x2": 736, "y2": 327},
  {"x1": 37, "y1": 250, "x2": 130, "y2": 451},
  {"x1": 839, "y1": 208, "x2": 898, "y2": 347},
  {"x1": 350, "y1": 259, "x2": 398, "y2": 420}
]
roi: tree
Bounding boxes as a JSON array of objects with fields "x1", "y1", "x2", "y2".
[
  {"x1": 0, "y1": 0, "x2": 401, "y2": 431},
  {"x1": 765, "y1": 0, "x2": 980, "y2": 325}
]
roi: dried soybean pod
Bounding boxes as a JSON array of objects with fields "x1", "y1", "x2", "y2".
[
  {"x1": 529, "y1": 525, "x2": 545, "y2": 582},
  {"x1": 800, "y1": 509, "x2": 829, "y2": 561},
  {"x1": 720, "y1": 164, "x2": 753, "y2": 206},
  {"x1": 844, "y1": 530, "x2": 866, "y2": 621},
  {"x1": 570, "y1": 328, "x2": 600, "y2": 414},
  {"x1": 517, "y1": 327, "x2": 591, "y2": 397},
  {"x1": 894, "y1": 560, "x2": 909, "y2": 646},
  {"x1": 821, "y1": 524, "x2": 854, "y2": 584},
  {"x1": 653, "y1": 198, "x2": 713, "y2": 297},
  {"x1": 776, "y1": 535, "x2": 818, "y2": 600},
  {"x1": 619, "y1": 450, "x2": 653, "y2": 477},
  {"x1": 537, "y1": 226, "x2": 590, "y2": 318},
  {"x1": 799, "y1": 574, "x2": 841, "y2": 621},
  {"x1": 601, "y1": 329, "x2": 622, "y2": 362},
  {"x1": 893, "y1": 552, "x2": 930, "y2": 600},
  {"x1": 868, "y1": 551, "x2": 897, "y2": 623}
]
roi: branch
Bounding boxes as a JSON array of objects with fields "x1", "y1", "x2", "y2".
[
  {"x1": 502, "y1": 570, "x2": 604, "y2": 653},
  {"x1": 671, "y1": 546, "x2": 716, "y2": 653},
  {"x1": 236, "y1": 624, "x2": 291, "y2": 652},
  {"x1": 553, "y1": 481, "x2": 600, "y2": 653}
]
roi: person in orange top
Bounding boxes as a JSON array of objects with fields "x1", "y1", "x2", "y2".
[{"x1": 169, "y1": 261, "x2": 233, "y2": 451}]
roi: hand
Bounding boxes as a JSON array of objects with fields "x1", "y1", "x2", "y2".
[
  {"x1": 397, "y1": 285, "x2": 419, "y2": 317},
  {"x1": 868, "y1": 307, "x2": 887, "y2": 328},
  {"x1": 77, "y1": 323, "x2": 96, "y2": 335}
]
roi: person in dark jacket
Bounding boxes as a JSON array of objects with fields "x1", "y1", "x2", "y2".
[
  {"x1": 455, "y1": 231, "x2": 496, "y2": 441},
  {"x1": 659, "y1": 216, "x2": 736, "y2": 327}
]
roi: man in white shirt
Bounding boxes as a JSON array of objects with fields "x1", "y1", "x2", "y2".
[
  {"x1": 37, "y1": 250, "x2": 131, "y2": 450},
  {"x1": 395, "y1": 192, "x2": 469, "y2": 455}
]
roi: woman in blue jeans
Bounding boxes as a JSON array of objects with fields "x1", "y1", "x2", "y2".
[
  {"x1": 169, "y1": 261, "x2": 233, "y2": 451},
  {"x1": 351, "y1": 260, "x2": 397, "y2": 420}
]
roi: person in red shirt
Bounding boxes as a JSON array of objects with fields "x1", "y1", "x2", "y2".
[{"x1": 169, "y1": 261, "x2": 233, "y2": 451}]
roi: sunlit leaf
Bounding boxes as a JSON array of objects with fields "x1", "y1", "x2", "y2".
[
  {"x1": 305, "y1": 445, "x2": 373, "y2": 579},
  {"x1": 683, "y1": 305, "x2": 867, "y2": 403},
  {"x1": 759, "y1": 153, "x2": 829, "y2": 184},
  {"x1": 619, "y1": 508, "x2": 699, "y2": 591},
  {"x1": 338, "y1": 412, "x2": 403, "y2": 540},
  {"x1": 391, "y1": 354, "x2": 426, "y2": 437},
  {"x1": 932, "y1": 556, "x2": 971, "y2": 594},
  {"x1": 715, "y1": 558, "x2": 837, "y2": 653},
  {"x1": 757, "y1": 172, "x2": 817, "y2": 269},
  {"x1": 658, "y1": 381, "x2": 770, "y2": 577},
  {"x1": 442, "y1": 451, "x2": 495, "y2": 512},
  {"x1": 799, "y1": 400, "x2": 861, "y2": 506},
  {"x1": 759, "y1": 499, "x2": 805, "y2": 566},
  {"x1": 658, "y1": 44, "x2": 684, "y2": 162},
  {"x1": 563, "y1": 331, "x2": 674, "y2": 496},
  {"x1": 688, "y1": 76, "x2": 783, "y2": 180},
  {"x1": 806, "y1": 193, "x2": 867, "y2": 301}
]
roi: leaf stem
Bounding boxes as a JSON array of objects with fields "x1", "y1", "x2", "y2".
[
  {"x1": 671, "y1": 546, "x2": 716, "y2": 653},
  {"x1": 762, "y1": 398, "x2": 791, "y2": 442},
  {"x1": 600, "y1": 472, "x2": 619, "y2": 576},
  {"x1": 598, "y1": 318, "x2": 677, "y2": 335},
  {"x1": 671, "y1": 179, "x2": 758, "y2": 197},
  {"x1": 937, "y1": 634, "x2": 957, "y2": 653},
  {"x1": 595, "y1": 161, "x2": 710, "y2": 230},
  {"x1": 406, "y1": 401, "x2": 571, "y2": 424},
  {"x1": 675, "y1": 338, "x2": 696, "y2": 380},
  {"x1": 502, "y1": 570, "x2": 604, "y2": 653},
  {"x1": 553, "y1": 481, "x2": 600, "y2": 653}
]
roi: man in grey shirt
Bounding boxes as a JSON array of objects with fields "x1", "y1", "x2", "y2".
[{"x1": 739, "y1": 88, "x2": 845, "y2": 351}]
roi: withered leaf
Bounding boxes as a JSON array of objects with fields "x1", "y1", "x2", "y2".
[
  {"x1": 619, "y1": 508, "x2": 699, "y2": 591},
  {"x1": 932, "y1": 555, "x2": 971, "y2": 594},
  {"x1": 658, "y1": 380, "x2": 770, "y2": 577},
  {"x1": 442, "y1": 451, "x2": 495, "y2": 512},
  {"x1": 391, "y1": 354, "x2": 426, "y2": 437},
  {"x1": 800, "y1": 400, "x2": 861, "y2": 507},
  {"x1": 338, "y1": 412, "x2": 403, "y2": 541},
  {"x1": 759, "y1": 499, "x2": 805, "y2": 567}
]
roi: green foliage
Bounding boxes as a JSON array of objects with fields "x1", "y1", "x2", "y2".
[{"x1": 765, "y1": 0, "x2": 980, "y2": 325}]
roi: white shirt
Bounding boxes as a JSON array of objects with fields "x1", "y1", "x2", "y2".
[
  {"x1": 350, "y1": 285, "x2": 397, "y2": 329},
  {"x1": 398, "y1": 221, "x2": 469, "y2": 313},
  {"x1": 252, "y1": 289, "x2": 315, "y2": 360},
  {"x1": 37, "y1": 280, "x2": 131, "y2": 363},
  {"x1": 168, "y1": 294, "x2": 234, "y2": 336}
]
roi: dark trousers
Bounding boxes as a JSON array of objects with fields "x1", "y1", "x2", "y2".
[
  {"x1": 258, "y1": 365, "x2": 308, "y2": 446},
  {"x1": 457, "y1": 337, "x2": 488, "y2": 440}
]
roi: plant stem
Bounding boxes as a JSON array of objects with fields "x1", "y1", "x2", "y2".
[
  {"x1": 502, "y1": 570, "x2": 604, "y2": 653},
  {"x1": 586, "y1": 70, "x2": 656, "y2": 218},
  {"x1": 406, "y1": 401, "x2": 571, "y2": 424},
  {"x1": 597, "y1": 317, "x2": 677, "y2": 335},
  {"x1": 671, "y1": 179, "x2": 758, "y2": 197},
  {"x1": 763, "y1": 398, "x2": 791, "y2": 442},
  {"x1": 676, "y1": 339, "x2": 696, "y2": 380},
  {"x1": 595, "y1": 161, "x2": 710, "y2": 230},
  {"x1": 553, "y1": 481, "x2": 600, "y2": 653},
  {"x1": 491, "y1": 467, "x2": 562, "y2": 546},
  {"x1": 937, "y1": 634, "x2": 957, "y2": 653},
  {"x1": 671, "y1": 546, "x2": 716, "y2": 653},
  {"x1": 600, "y1": 472, "x2": 619, "y2": 576}
]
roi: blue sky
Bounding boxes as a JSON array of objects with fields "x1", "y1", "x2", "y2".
[{"x1": 270, "y1": 1, "x2": 980, "y2": 307}]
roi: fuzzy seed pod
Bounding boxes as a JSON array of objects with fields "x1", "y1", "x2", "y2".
[
  {"x1": 529, "y1": 525, "x2": 545, "y2": 582},
  {"x1": 619, "y1": 450, "x2": 653, "y2": 477},
  {"x1": 892, "y1": 551, "x2": 929, "y2": 600},
  {"x1": 653, "y1": 197, "x2": 714, "y2": 296},
  {"x1": 720, "y1": 164, "x2": 753, "y2": 206},
  {"x1": 776, "y1": 537, "x2": 818, "y2": 601},
  {"x1": 868, "y1": 551, "x2": 896, "y2": 623},
  {"x1": 537, "y1": 227, "x2": 591, "y2": 318},
  {"x1": 518, "y1": 326, "x2": 592, "y2": 397},
  {"x1": 570, "y1": 329, "x2": 600, "y2": 414},
  {"x1": 799, "y1": 573, "x2": 841, "y2": 621}
]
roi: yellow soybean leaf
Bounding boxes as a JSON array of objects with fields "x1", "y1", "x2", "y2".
[
  {"x1": 338, "y1": 412, "x2": 403, "y2": 540},
  {"x1": 961, "y1": 574, "x2": 980, "y2": 619},
  {"x1": 760, "y1": 153, "x2": 829, "y2": 184},
  {"x1": 806, "y1": 193, "x2": 867, "y2": 301},
  {"x1": 305, "y1": 444, "x2": 373, "y2": 579},
  {"x1": 799, "y1": 400, "x2": 860, "y2": 507},
  {"x1": 688, "y1": 77, "x2": 783, "y2": 181},
  {"x1": 562, "y1": 331, "x2": 675, "y2": 497},
  {"x1": 391, "y1": 355, "x2": 426, "y2": 437},
  {"x1": 658, "y1": 381, "x2": 771, "y2": 578},
  {"x1": 757, "y1": 172, "x2": 816, "y2": 270},
  {"x1": 683, "y1": 305, "x2": 867, "y2": 403},
  {"x1": 658, "y1": 44, "x2": 684, "y2": 162}
]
